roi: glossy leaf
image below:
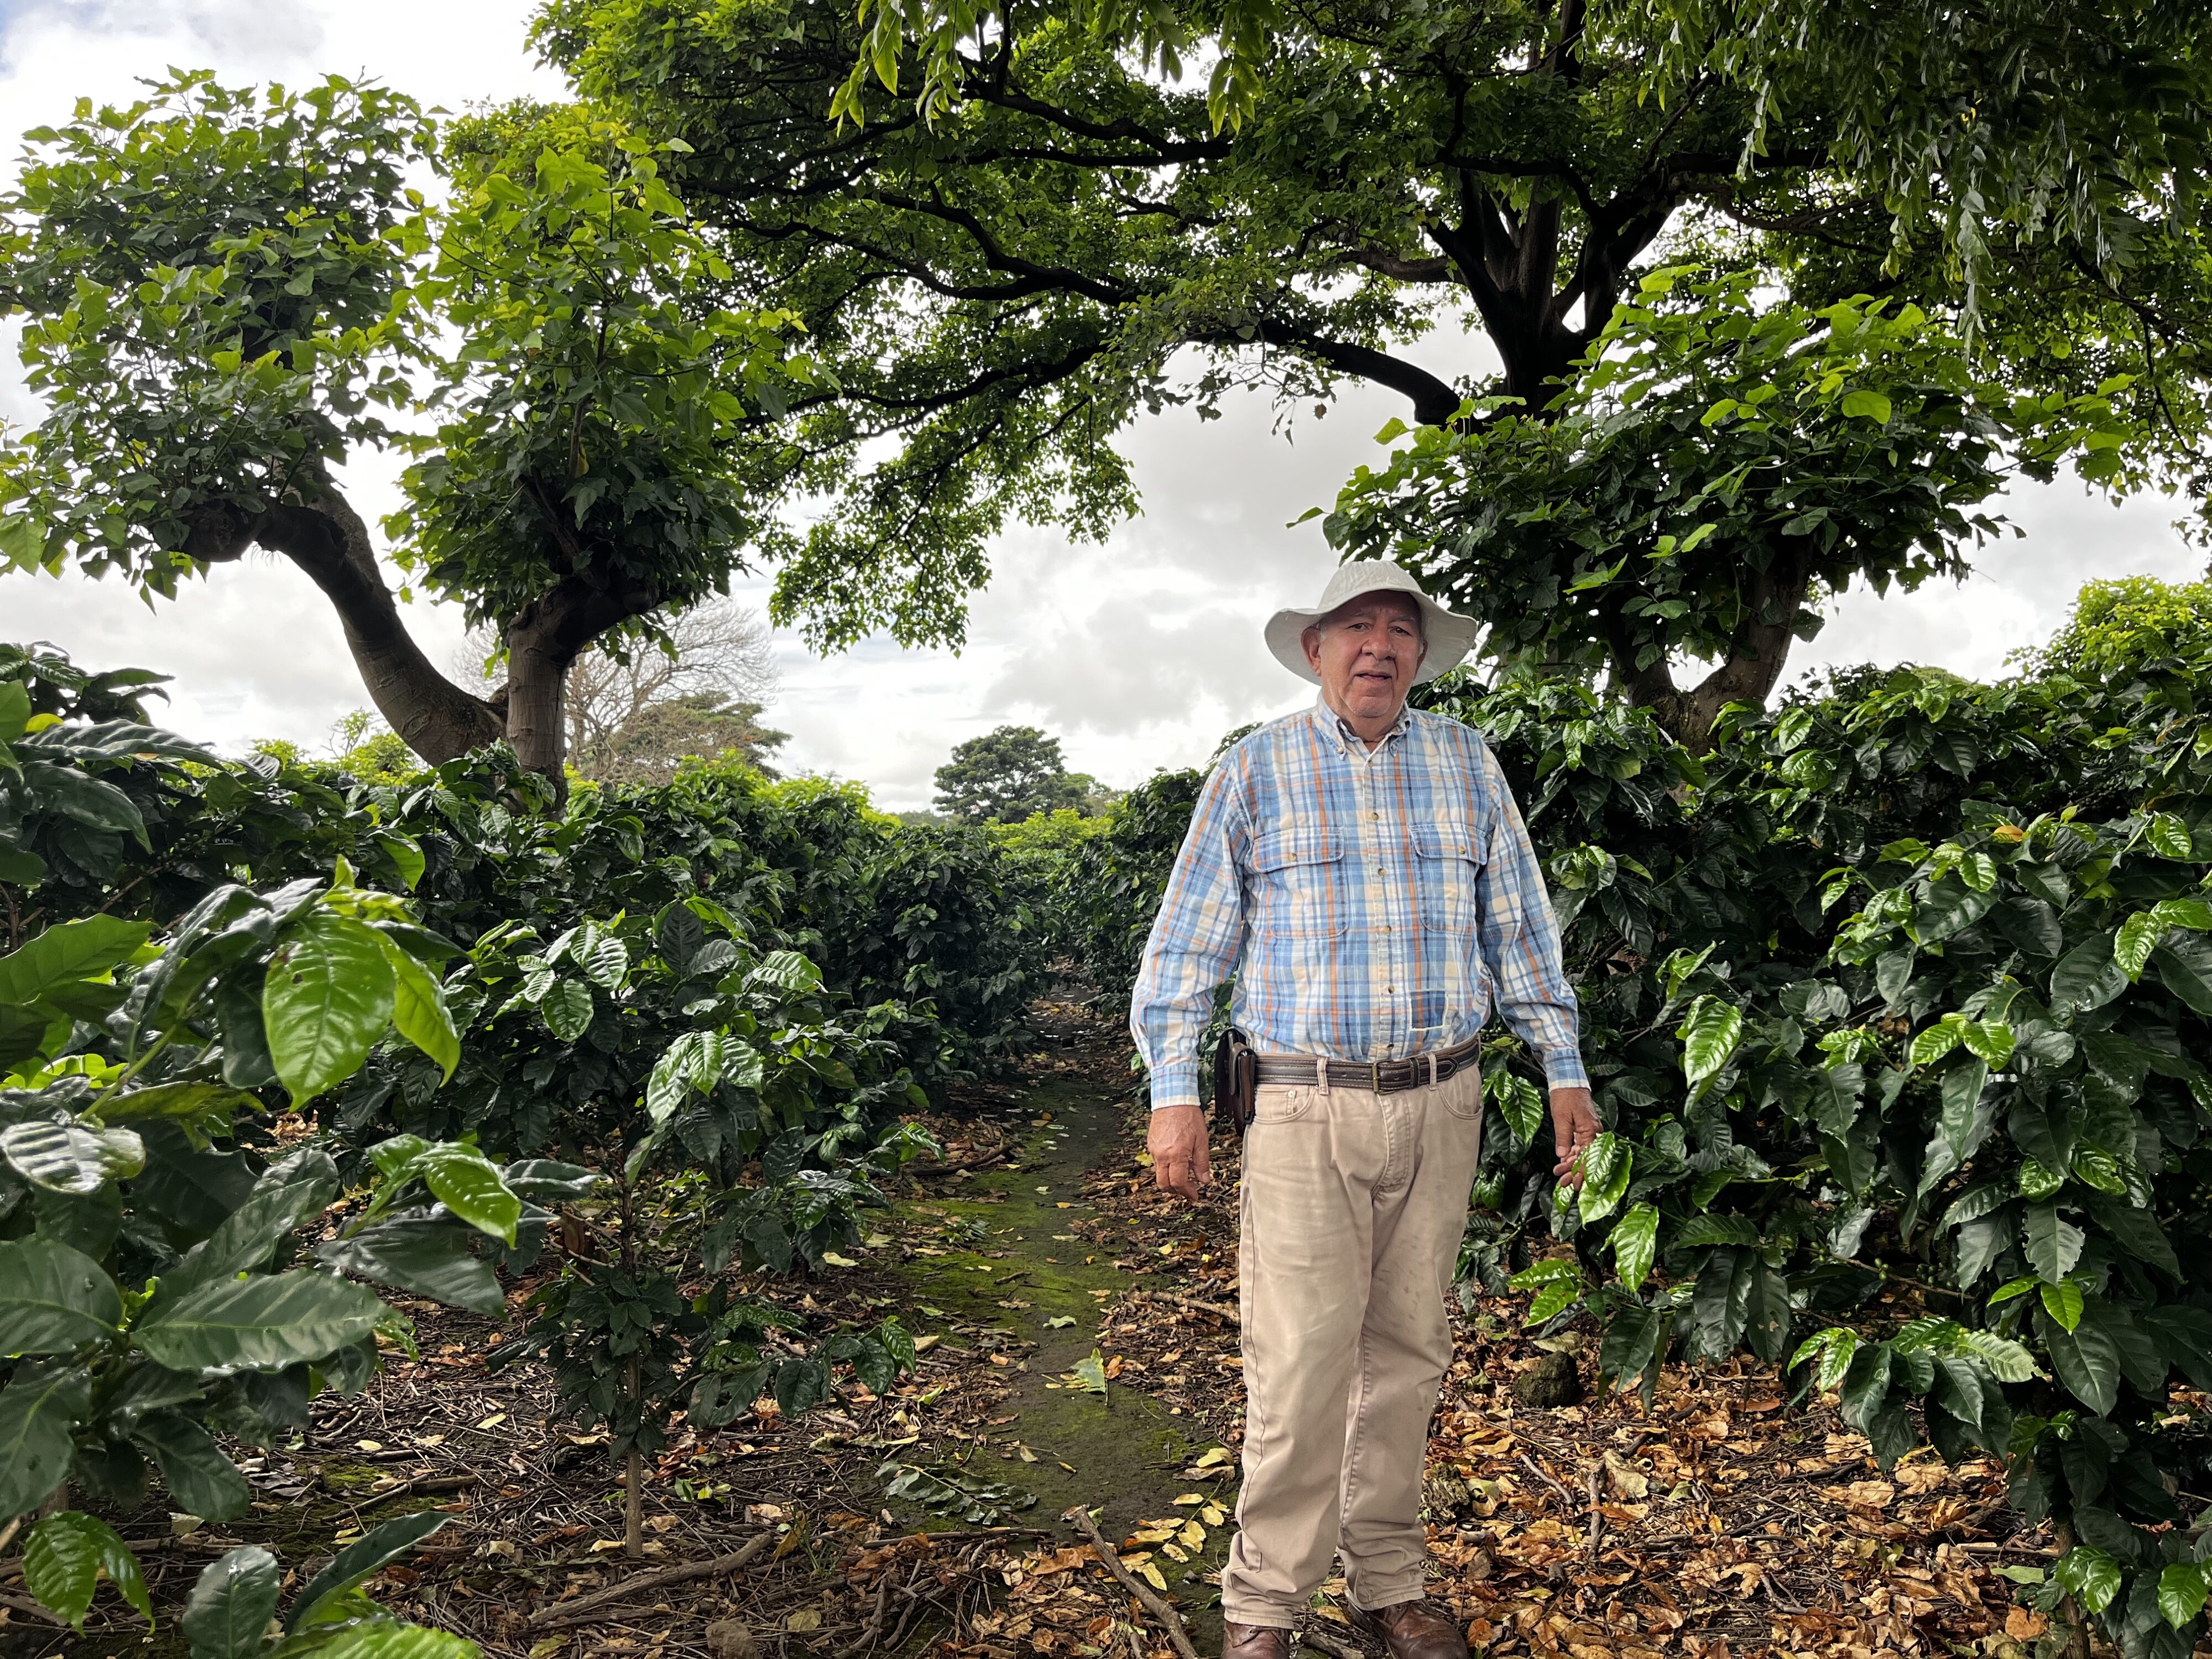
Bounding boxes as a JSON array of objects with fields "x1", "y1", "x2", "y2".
[
  {"x1": 263, "y1": 910, "x2": 397, "y2": 1106},
  {"x1": 1610, "y1": 1201, "x2": 1658, "y2": 1292},
  {"x1": 540, "y1": 978, "x2": 594, "y2": 1042},
  {"x1": 0, "y1": 1362, "x2": 92, "y2": 1519},
  {"x1": 0, "y1": 1237, "x2": 122, "y2": 1352},
  {"x1": 1677, "y1": 995, "x2": 1743, "y2": 1088},
  {"x1": 24, "y1": 1510, "x2": 153, "y2": 1630},
  {"x1": 289, "y1": 1511, "x2": 453, "y2": 1631},
  {"x1": 133, "y1": 1412, "x2": 252, "y2": 1522},
  {"x1": 0, "y1": 1119, "x2": 145, "y2": 1193},
  {"x1": 182, "y1": 1546, "x2": 281, "y2": 1659},
  {"x1": 379, "y1": 937, "x2": 459, "y2": 1081},
  {"x1": 135, "y1": 1270, "x2": 384, "y2": 1373}
]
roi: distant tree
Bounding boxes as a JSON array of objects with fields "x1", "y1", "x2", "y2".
[
  {"x1": 933, "y1": 725, "x2": 1088, "y2": 822},
  {"x1": 585, "y1": 692, "x2": 789, "y2": 784}
]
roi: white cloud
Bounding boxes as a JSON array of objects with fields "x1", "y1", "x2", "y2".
[{"x1": 0, "y1": 2, "x2": 2202, "y2": 807}]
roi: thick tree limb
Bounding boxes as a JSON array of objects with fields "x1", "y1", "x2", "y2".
[{"x1": 186, "y1": 478, "x2": 504, "y2": 765}]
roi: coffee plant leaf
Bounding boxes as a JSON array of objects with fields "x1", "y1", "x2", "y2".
[{"x1": 0, "y1": 1238, "x2": 122, "y2": 1353}]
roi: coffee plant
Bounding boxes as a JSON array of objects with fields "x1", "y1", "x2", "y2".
[{"x1": 1082, "y1": 583, "x2": 2212, "y2": 1659}]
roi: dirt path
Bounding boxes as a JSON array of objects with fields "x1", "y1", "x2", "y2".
[{"x1": 880, "y1": 1079, "x2": 1234, "y2": 1647}]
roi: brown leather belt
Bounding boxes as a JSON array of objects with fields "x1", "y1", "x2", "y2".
[{"x1": 1251, "y1": 1036, "x2": 1484, "y2": 1095}]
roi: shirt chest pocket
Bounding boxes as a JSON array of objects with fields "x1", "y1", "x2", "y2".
[
  {"x1": 1249, "y1": 831, "x2": 1348, "y2": 937},
  {"x1": 1413, "y1": 819, "x2": 1487, "y2": 935}
]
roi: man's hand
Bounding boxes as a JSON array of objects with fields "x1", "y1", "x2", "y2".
[
  {"x1": 1550, "y1": 1086, "x2": 1599, "y2": 1187},
  {"x1": 1149, "y1": 1104, "x2": 1212, "y2": 1201}
]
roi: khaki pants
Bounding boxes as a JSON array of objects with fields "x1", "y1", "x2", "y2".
[{"x1": 1222, "y1": 1065, "x2": 1484, "y2": 1629}]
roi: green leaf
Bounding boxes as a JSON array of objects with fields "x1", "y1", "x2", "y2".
[
  {"x1": 2039, "y1": 1307, "x2": 2122, "y2": 1417},
  {"x1": 1494, "y1": 1072, "x2": 1544, "y2": 1144},
  {"x1": 317, "y1": 1218, "x2": 502, "y2": 1316},
  {"x1": 1677, "y1": 995, "x2": 1743, "y2": 1089},
  {"x1": 2146, "y1": 812, "x2": 2195, "y2": 860},
  {"x1": 0, "y1": 1362, "x2": 92, "y2": 1519},
  {"x1": 1960, "y1": 1020, "x2": 2015, "y2": 1067},
  {"x1": 745, "y1": 949, "x2": 822, "y2": 994},
  {"x1": 368, "y1": 830, "x2": 425, "y2": 891},
  {"x1": 1577, "y1": 1132, "x2": 1631, "y2": 1223},
  {"x1": 18, "y1": 761, "x2": 148, "y2": 846},
  {"x1": 2055, "y1": 1545, "x2": 2122, "y2": 1615},
  {"x1": 1610, "y1": 1201, "x2": 1658, "y2": 1292},
  {"x1": 577, "y1": 934, "x2": 629, "y2": 990},
  {"x1": 2049, "y1": 933, "x2": 2126, "y2": 1019},
  {"x1": 1839, "y1": 388, "x2": 1892, "y2": 422},
  {"x1": 1, "y1": 1119, "x2": 145, "y2": 1193},
  {"x1": 540, "y1": 978, "x2": 593, "y2": 1042},
  {"x1": 263, "y1": 910, "x2": 397, "y2": 1107},
  {"x1": 2158, "y1": 1562, "x2": 2209, "y2": 1629},
  {"x1": 0, "y1": 916, "x2": 150, "y2": 1004},
  {"x1": 2023, "y1": 1204, "x2": 2085, "y2": 1283},
  {"x1": 2039, "y1": 1280, "x2": 2084, "y2": 1331},
  {"x1": 182, "y1": 1546, "x2": 281, "y2": 1659},
  {"x1": 378, "y1": 938, "x2": 458, "y2": 1082},
  {"x1": 2115, "y1": 909, "x2": 2164, "y2": 980},
  {"x1": 264, "y1": 1617, "x2": 477, "y2": 1659},
  {"x1": 133, "y1": 1412, "x2": 251, "y2": 1522},
  {"x1": 1910, "y1": 1019, "x2": 1961, "y2": 1066},
  {"x1": 0, "y1": 1238, "x2": 122, "y2": 1352},
  {"x1": 95, "y1": 1082, "x2": 257, "y2": 1128},
  {"x1": 288, "y1": 1511, "x2": 452, "y2": 1631},
  {"x1": 24, "y1": 1511, "x2": 152, "y2": 1630},
  {"x1": 163, "y1": 1155, "x2": 342, "y2": 1302},
  {"x1": 134, "y1": 1270, "x2": 384, "y2": 1373},
  {"x1": 409, "y1": 1144, "x2": 521, "y2": 1246},
  {"x1": 1072, "y1": 1349, "x2": 1108, "y2": 1396}
]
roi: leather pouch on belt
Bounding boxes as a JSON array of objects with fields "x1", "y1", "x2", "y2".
[{"x1": 1212, "y1": 1025, "x2": 1258, "y2": 1137}]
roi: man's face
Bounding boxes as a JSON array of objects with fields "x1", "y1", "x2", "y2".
[{"x1": 1302, "y1": 593, "x2": 1426, "y2": 727}]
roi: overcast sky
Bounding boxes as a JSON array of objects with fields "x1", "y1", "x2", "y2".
[{"x1": 2, "y1": 0, "x2": 2204, "y2": 810}]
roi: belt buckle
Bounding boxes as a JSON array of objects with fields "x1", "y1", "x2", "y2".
[{"x1": 1369, "y1": 1060, "x2": 1381, "y2": 1094}]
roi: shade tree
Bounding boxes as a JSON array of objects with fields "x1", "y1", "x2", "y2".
[
  {"x1": 0, "y1": 74, "x2": 813, "y2": 788},
  {"x1": 536, "y1": 0, "x2": 2212, "y2": 735}
]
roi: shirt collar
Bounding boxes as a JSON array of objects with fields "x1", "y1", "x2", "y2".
[{"x1": 1312, "y1": 693, "x2": 1411, "y2": 757}]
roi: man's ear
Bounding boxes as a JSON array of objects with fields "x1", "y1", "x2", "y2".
[{"x1": 1302, "y1": 624, "x2": 1323, "y2": 671}]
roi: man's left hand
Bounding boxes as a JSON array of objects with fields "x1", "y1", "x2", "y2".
[{"x1": 1550, "y1": 1086, "x2": 1599, "y2": 1186}]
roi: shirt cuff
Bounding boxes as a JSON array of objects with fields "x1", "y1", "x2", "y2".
[
  {"x1": 1541, "y1": 1050, "x2": 1590, "y2": 1091},
  {"x1": 1147, "y1": 1058, "x2": 1202, "y2": 1109}
]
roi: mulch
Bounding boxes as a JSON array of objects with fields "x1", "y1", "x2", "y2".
[{"x1": 0, "y1": 1001, "x2": 2067, "y2": 1659}]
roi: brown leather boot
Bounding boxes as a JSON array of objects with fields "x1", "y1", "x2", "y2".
[
  {"x1": 1354, "y1": 1601, "x2": 1468, "y2": 1659},
  {"x1": 1223, "y1": 1623, "x2": 1293, "y2": 1659}
]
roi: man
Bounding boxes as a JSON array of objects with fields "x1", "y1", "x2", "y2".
[{"x1": 1130, "y1": 561, "x2": 1598, "y2": 1659}]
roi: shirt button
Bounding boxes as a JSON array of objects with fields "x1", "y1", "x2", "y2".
[{"x1": 1385, "y1": 985, "x2": 1395, "y2": 994}]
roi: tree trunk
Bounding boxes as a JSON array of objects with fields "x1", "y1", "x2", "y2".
[
  {"x1": 505, "y1": 615, "x2": 572, "y2": 788},
  {"x1": 624, "y1": 1412, "x2": 645, "y2": 1559},
  {"x1": 186, "y1": 478, "x2": 503, "y2": 764},
  {"x1": 1617, "y1": 553, "x2": 1812, "y2": 751}
]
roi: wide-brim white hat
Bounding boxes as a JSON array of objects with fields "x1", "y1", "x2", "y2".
[{"x1": 1265, "y1": 561, "x2": 1481, "y2": 686}]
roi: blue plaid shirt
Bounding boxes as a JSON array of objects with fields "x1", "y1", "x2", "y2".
[{"x1": 1131, "y1": 698, "x2": 1587, "y2": 1108}]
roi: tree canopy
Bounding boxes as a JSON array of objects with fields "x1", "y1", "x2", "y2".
[
  {"x1": 536, "y1": 0, "x2": 2212, "y2": 737},
  {"x1": 0, "y1": 74, "x2": 811, "y2": 785},
  {"x1": 933, "y1": 724, "x2": 1092, "y2": 821}
]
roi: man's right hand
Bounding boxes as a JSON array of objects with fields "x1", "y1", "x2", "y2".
[{"x1": 1148, "y1": 1104, "x2": 1212, "y2": 1201}]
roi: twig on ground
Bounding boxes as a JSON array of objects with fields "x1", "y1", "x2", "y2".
[
  {"x1": 528, "y1": 1532, "x2": 775, "y2": 1630},
  {"x1": 0, "y1": 1591, "x2": 66, "y2": 1627},
  {"x1": 1128, "y1": 1290, "x2": 1240, "y2": 1324},
  {"x1": 1519, "y1": 1451, "x2": 1577, "y2": 1510},
  {"x1": 1585, "y1": 1467, "x2": 1604, "y2": 1556},
  {"x1": 1299, "y1": 1621, "x2": 1364, "y2": 1659},
  {"x1": 1063, "y1": 1505, "x2": 1200, "y2": 1659},
  {"x1": 833, "y1": 1576, "x2": 891, "y2": 1659}
]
